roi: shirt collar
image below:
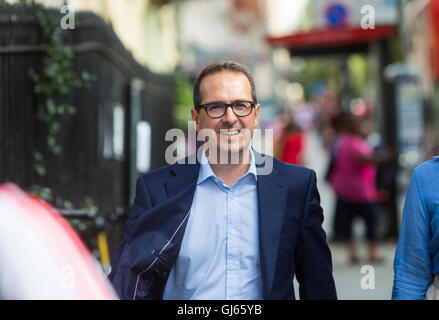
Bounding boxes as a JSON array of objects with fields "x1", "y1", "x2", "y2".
[{"x1": 197, "y1": 148, "x2": 258, "y2": 185}]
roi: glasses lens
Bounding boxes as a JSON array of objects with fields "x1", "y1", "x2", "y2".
[
  {"x1": 206, "y1": 103, "x2": 226, "y2": 118},
  {"x1": 232, "y1": 101, "x2": 252, "y2": 116}
]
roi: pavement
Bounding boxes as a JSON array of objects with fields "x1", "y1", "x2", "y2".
[
  {"x1": 328, "y1": 240, "x2": 396, "y2": 300},
  {"x1": 292, "y1": 240, "x2": 396, "y2": 300}
]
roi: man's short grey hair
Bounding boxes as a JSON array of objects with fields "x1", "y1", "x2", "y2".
[{"x1": 193, "y1": 61, "x2": 258, "y2": 109}]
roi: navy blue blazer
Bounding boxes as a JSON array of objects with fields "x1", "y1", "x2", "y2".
[{"x1": 109, "y1": 152, "x2": 337, "y2": 300}]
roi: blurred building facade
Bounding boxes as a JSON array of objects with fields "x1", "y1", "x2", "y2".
[
  {"x1": 0, "y1": 0, "x2": 176, "y2": 263},
  {"x1": 175, "y1": 0, "x2": 276, "y2": 123},
  {"x1": 405, "y1": 0, "x2": 439, "y2": 156},
  {"x1": 265, "y1": 0, "x2": 403, "y2": 240},
  {"x1": 70, "y1": 0, "x2": 179, "y2": 74},
  {"x1": 6, "y1": 0, "x2": 179, "y2": 73},
  {"x1": 4, "y1": 0, "x2": 438, "y2": 247}
]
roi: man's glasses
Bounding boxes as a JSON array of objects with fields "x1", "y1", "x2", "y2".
[{"x1": 197, "y1": 100, "x2": 256, "y2": 119}]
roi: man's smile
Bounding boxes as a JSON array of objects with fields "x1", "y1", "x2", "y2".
[{"x1": 219, "y1": 129, "x2": 241, "y2": 136}]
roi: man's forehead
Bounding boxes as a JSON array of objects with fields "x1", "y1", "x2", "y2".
[{"x1": 200, "y1": 71, "x2": 251, "y2": 91}]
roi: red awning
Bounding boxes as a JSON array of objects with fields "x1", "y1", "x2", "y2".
[{"x1": 267, "y1": 25, "x2": 396, "y2": 48}]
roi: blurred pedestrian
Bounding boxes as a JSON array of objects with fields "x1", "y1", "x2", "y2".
[
  {"x1": 325, "y1": 112, "x2": 351, "y2": 241},
  {"x1": 278, "y1": 113, "x2": 305, "y2": 165},
  {"x1": 392, "y1": 155, "x2": 439, "y2": 300},
  {"x1": 328, "y1": 116, "x2": 392, "y2": 264},
  {"x1": 0, "y1": 183, "x2": 118, "y2": 300},
  {"x1": 314, "y1": 89, "x2": 342, "y2": 151}
]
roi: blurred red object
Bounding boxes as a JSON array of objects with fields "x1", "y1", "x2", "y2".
[
  {"x1": 431, "y1": 0, "x2": 439, "y2": 79},
  {"x1": 377, "y1": 189, "x2": 390, "y2": 203},
  {"x1": 0, "y1": 183, "x2": 118, "y2": 300},
  {"x1": 279, "y1": 133, "x2": 305, "y2": 165}
]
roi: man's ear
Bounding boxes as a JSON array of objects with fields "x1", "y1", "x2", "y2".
[
  {"x1": 191, "y1": 108, "x2": 201, "y2": 132},
  {"x1": 254, "y1": 103, "x2": 260, "y2": 128}
]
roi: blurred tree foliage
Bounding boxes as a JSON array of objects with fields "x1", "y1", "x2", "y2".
[
  {"x1": 296, "y1": 58, "x2": 341, "y2": 99},
  {"x1": 5, "y1": 0, "x2": 98, "y2": 210},
  {"x1": 347, "y1": 54, "x2": 369, "y2": 97},
  {"x1": 295, "y1": 54, "x2": 372, "y2": 100},
  {"x1": 30, "y1": 1, "x2": 95, "y2": 158},
  {"x1": 173, "y1": 70, "x2": 193, "y2": 132}
]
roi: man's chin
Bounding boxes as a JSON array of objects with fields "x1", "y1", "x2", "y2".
[
  {"x1": 219, "y1": 145, "x2": 242, "y2": 155},
  {"x1": 217, "y1": 143, "x2": 251, "y2": 164},
  {"x1": 203, "y1": 139, "x2": 251, "y2": 164}
]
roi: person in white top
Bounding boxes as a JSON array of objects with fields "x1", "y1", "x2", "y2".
[{"x1": 0, "y1": 183, "x2": 118, "y2": 300}]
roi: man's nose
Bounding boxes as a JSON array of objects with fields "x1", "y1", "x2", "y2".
[{"x1": 222, "y1": 106, "x2": 238, "y2": 124}]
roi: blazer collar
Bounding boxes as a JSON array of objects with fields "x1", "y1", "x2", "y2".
[
  {"x1": 197, "y1": 148, "x2": 258, "y2": 185},
  {"x1": 166, "y1": 158, "x2": 200, "y2": 199},
  {"x1": 169, "y1": 148, "x2": 264, "y2": 181}
]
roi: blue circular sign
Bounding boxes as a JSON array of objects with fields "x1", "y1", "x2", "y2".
[{"x1": 325, "y1": 3, "x2": 348, "y2": 28}]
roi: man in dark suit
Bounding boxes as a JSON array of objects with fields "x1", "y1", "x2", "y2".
[{"x1": 109, "y1": 61, "x2": 337, "y2": 300}]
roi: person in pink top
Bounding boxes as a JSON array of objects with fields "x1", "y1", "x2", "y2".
[{"x1": 328, "y1": 116, "x2": 392, "y2": 264}]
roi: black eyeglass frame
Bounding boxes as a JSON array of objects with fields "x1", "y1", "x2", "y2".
[{"x1": 196, "y1": 100, "x2": 257, "y2": 119}]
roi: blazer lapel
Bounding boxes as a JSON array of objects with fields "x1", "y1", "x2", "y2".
[
  {"x1": 160, "y1": 160, "x2": 200, "y2": 239},
  {"x1": 255, "y1": 153, "x2": 288, "y2": 299},
  {"x1": 165, "y1": 161, "x2": 200, "y2": 199}
]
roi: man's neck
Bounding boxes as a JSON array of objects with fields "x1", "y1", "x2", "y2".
[{"x1": 207, "y1": 148, "x2": 251, "y2": 188}]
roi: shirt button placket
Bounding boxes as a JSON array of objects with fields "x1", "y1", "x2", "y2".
[{"x1": 227, "y1": 189, "x2": 240, "y2": 300}]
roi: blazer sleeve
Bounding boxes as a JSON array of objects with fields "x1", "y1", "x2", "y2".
[
  {"x1": 295, "y1": 170, "x2": 337, "y2": 300},
  {"x1": 108, "y1": 176, "x2": 153, "y2": 284}
]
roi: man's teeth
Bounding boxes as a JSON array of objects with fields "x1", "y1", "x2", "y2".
[{"x1": 221, "y1": 130, "x2": 240, "y2": 136}]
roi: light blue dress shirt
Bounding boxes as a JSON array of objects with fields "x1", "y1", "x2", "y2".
[
  {"x1": 392, "y1": 156, "x2": 439, "y2": 299},
  {"x1": 162, "y1": 149, "x2": 262, "y2": 300}
]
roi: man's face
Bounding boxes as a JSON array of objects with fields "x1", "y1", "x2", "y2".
[{"x1": 191, "y1": 71, "x2": 260, "y2": 158}]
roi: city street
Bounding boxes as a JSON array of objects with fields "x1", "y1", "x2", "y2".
[
  {"x1": 292, "y1": 241, "x2": 396, "y2": 300},
  {"x1": 2, "y1": 0, "x2": 435, "y2": 301},
  {"x1": 303, "y1": 129, "x2": 397, "y2": 300},
  {"x1": 329, "y1": 241, "x2": 396, "y2": 300}
]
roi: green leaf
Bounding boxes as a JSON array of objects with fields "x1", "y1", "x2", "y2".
[
  {"x1": 66, "y1": 105, "x2": 77, "y2": 115},
  {"x1": 49, "y1": 121, "x2": 60, "y2": 134},
  {"x1": 31, "y1": 185, "x2": 53, "y2": 201},
  {"x1": 52, "y1": 144, "x2": 62, "y2": 155},
  {"x1": 33, "y1": 151, "x2": 43, "y2": 162},
  {"x1": 35, "y1": 165, "x2": 47, "y2": 176},
  {"x1": 46, "y1": 99, "x2": 57, "y2": 116},
  {"x1": 82, "y1": 196, "x2": 98, "y2": 214}
]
